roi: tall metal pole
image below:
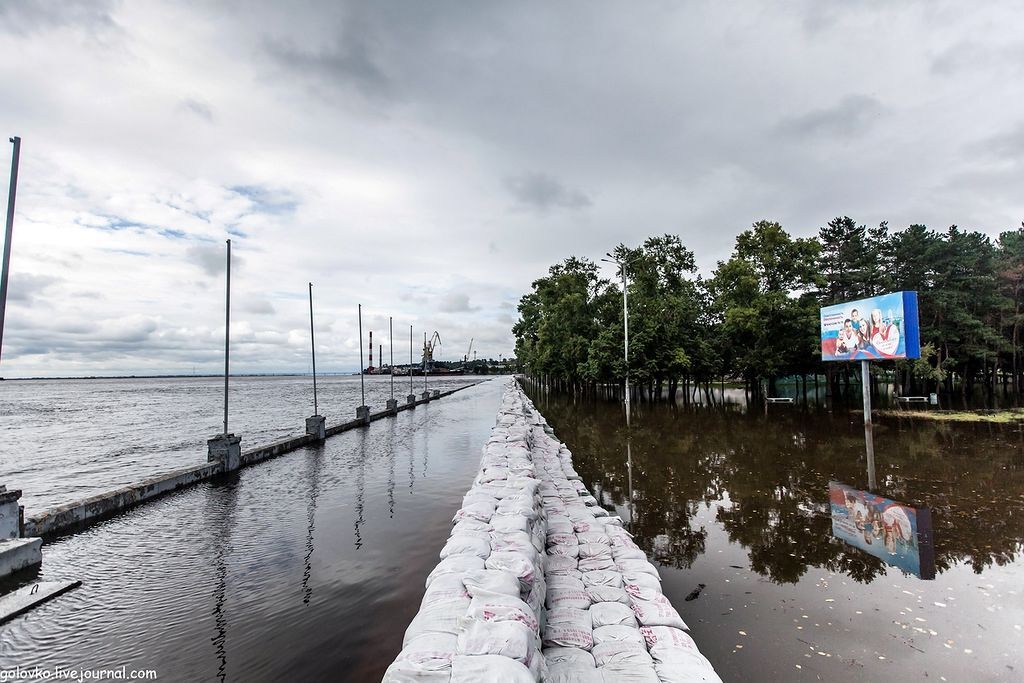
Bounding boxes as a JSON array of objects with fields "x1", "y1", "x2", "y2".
[
  {"x1": 862, "y1": 359, "x2": 876, "y2": 490},
  {"x1": 423, "y1": 332, "x2": 428, "y2": 392},
  {"x1": 0, "y1": 136, "x2": 21, "y2": 367},
  {"x1": 409, "y1": 325, "x2": 414, "y2": 394},
  {"x1": 308, "y1": 282, "x2": 318, "y2": 415},
  {"x1": 622, "y1": 267, "x2": 631, "y2": 428},
  {"x1": 223, "y1": 239, "x2": 231, "y2": 435},
  {"x1": 358, "y1": 304, "x2": 365, "y2": 408},
  {"x1": 389, "y1": 316, "x2": 394, "y2": 400}
]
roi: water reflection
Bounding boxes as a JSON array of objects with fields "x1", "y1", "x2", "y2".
[
  {"x1": 205, "y1": 476, "x2": 240, "y2": 683},
  {"x1": 527, "y1": 388, "x2": 1024, "y2": 584},
  {"x1": 303, "y1": 447, "x2": 324, "y2": 605}
]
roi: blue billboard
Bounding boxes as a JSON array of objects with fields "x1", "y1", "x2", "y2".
[
  {"x1": 820, "y1": 291, "x2": 921, "y2": 361},
  {"x1": 829, "y1": 481, "x2": 935, "y2": 580}
]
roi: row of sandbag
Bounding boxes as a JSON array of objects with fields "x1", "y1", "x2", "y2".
[
  {"x1": 383, "y1": 383, "x2": 550, "y2": 682},
  {"x1": 519, "y1": 392, "x2": 723, "y2": 683}
]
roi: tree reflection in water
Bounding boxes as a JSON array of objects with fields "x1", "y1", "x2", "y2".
[{"x1": 526, "y1": 387, "x2": 1024, "y2": 584}]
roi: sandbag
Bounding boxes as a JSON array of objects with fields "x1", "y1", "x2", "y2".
[
  {"x1": 629, "y1": 594, "x2": 688, "y2": 630},
  {"x1": 585, "y1": 585, "x2": 630, "y2": 605},
  {"x1": 462, "y1": 569, "x2": 522, "y2": 598},
  {"x1": 440, "y1": 535, "x2": 491, "y2": 560},
  {"x1": 591, "y1": 640, "x2": 653, "y2": 667},
  {"x1": 485, "y1": 551, "x2": 537, "y2": 589},
  {"x1": 589, "y1": 601, "x2": 637, "y2": 628},
  {"x1": 383, "y1": 633, "x2": 457, "y2": 682},
  {"x1": 456, "y1": 619, "x2": 536, "y2": 664},
  {"x1": 591, "y1": 625, "x2": 645, "y2": 647},
  {"x1": 403, "y1": 598, "x2": 471, "y2": 645},
  {"x1": 450, "y1": 655, "x2": 533, "y2": 683},
  {"x1": 466, "y1": 593, "x2": 538, "y2": 632}
]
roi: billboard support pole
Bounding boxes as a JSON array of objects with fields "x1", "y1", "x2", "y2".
[{"x1": 862, "y1": 359, "x2": 876, "y2": 490}]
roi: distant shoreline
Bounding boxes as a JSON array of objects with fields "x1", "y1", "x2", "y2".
[{"x1": 0, "y1": 372, "x2": 495, "y2": 381}]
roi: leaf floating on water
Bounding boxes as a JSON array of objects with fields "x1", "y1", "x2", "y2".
[{"x1": 739, "y1": 630, "x2": 747, "y2": 636}]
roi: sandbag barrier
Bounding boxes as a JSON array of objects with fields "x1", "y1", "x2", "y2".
[{"x1": 383, "y1": 381, "x2": 722, "y2": 682}]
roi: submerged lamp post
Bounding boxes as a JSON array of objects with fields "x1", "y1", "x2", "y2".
[
  {"x1": 0, "y1": 136, "x2": 20, "y2": 370},
  {"x1": 356, "y1": 305, "x2": 369, "y2": 423},
  {"x1": 208, "y1": 239, "x2": 241, "y2": 471},
  {"x1": 602, "y1": 253, "x2": 631, "y2": 428},
  {"x1": 305, "y1": 283, "x2": 326, "y2": 440},
  {"x1": 407, "y1": 325, "x2": 416, "y2": 405},
  {"x1": 386, "y1": 316, "x2": 398, "y2": 413}
]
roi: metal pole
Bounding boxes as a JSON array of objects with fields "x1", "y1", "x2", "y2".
[
  {"x1": 389, "y1": 316, "x2": 394, "y2": 400},
  {"x1": 623, "y1": 267, "x2": 631, "y2": 428},
  {"x1": 423, "y1": 332, "x2": 428, "y2": 392},
  {"x1": 358, "y1": 304, "x2": 365, "y2": 408},
  {"x1": 862, "y1": 359, "x2": 876, "y2": 489},
  {"x1": 223, "y1": 239, "x2": 231, "y2": 435},
  {"x1": 409, "y1": 324, "x2": 414, "y2": 394},
  {"x1": 308, "y1": 282, "x2": 318, "y2": 415},
  {"x1": 0, "y1": 136, "x2": 21, "y2": 367}
]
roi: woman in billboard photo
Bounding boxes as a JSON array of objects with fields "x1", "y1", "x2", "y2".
[{"x1": 869, "y1": 308, "x2": 901, "y2": 357}]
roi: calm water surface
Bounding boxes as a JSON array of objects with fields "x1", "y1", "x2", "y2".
[
  {"x1": 524, "y1": 383, "x2": 1024, "y2": 682},
  {"x1": 1, "y1": 378, "x2": 505, "y2": 681},
  {"x1": 0, "y1": 374, "x2": 482, "y2": 511}
]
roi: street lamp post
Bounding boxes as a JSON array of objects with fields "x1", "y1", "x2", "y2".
[{"x1": 602, "y1": 254, "x2": 631, "y2": 428}]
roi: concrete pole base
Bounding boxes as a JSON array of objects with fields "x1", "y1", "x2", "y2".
[
  {"x1": 421, "y1": 391, "x2": 431, "y2": 401},
  {"x1": 208, "y1": 433, "x2": 242, "y2": 472},
  {"x1": 432, "y1": 389, "x2": 440, "y2": 398},
  {"x1": 386, "y1": 398, "x2": 398, "y2": 413},
  {"x1": 356, "y1": 405, "x2": 370, "y2": 423},
  {"x1": 407, "y1": 394, "x2": 417, "y2": 405},
  {"x1": 0, "y1": 537, "x2": 42, "y2": 578},
  {"x1": 1, "y1": 487, "x2": 23, "y2": 540},
  {"x1": 305, "y1": 415, "x2": 326, "y2": 440}
]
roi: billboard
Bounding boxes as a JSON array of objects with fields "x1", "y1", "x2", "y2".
[
  {"x1": 829, "y1": 481, "x2": 935, "y2": 580},
  {"x1": 820, "y1": 291, "x2": 921, "y2": 361}
]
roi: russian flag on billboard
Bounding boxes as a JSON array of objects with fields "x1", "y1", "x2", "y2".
[{"x1": 820, "y1": 291, "x2": 921, "y2": 362}]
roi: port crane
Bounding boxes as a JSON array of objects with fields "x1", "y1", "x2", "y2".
[
  {"x1": 422, "y1": 331, "x2": 441, "y2": 372},
  {"x1": 463, "y1": 338, "x2": 474, "y2": 364}
]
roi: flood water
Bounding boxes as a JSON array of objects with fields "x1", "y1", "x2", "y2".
[
  {"x1": 523, "y1": 382, "x2": 1024, "y2": 682},
  {"x1": 1, "y1": 378, "x2": 505, "y2": 680},
  {"x1": 0, "y1": 374, "x2": 482, "y2": 512}
]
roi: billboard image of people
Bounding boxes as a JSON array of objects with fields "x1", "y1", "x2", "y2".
[
  {"x1": 820, "y1": 291, "x2": 921, "y2": 361},
  {"x1": 829, "y1": 482, "x2": 935, "y2": 580}
]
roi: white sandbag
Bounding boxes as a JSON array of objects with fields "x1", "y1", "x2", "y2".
[
  {"x1": 591, "y1": 640, "x2": 653, "y2": 667},
  {"x1": 491, "y1": 530, "x2": 535, "y2": 555},
  {"x1": 543, "y1": 607, "x2": 594, "y2": 650},
  {"x1": 426, "y1": 555, "x2": 486, "y2": 587},
  {"x1": 545, "y1": 586, "x2": 591, "y2": 610},
  {"x1": 403, "y1": 598, "x2": 472, "y2": 645},
  {"x1": 453, "y1": 500, "x2": 495, "y2": 524},
  {"x1": 544, "y1": 663, "x2": 602, "y2": 683},
  {"x1": 611, "y1": 545, "x2": 648, "y2": 561},
  {"x1": 491, "y1": 515, "x2": 532, "y2": 534},
  {"x1": 591, "y1": 625, "x2": 645, "y2": 647},
  {"x1": 654, "y1": 660, "x2": 723, "y2": 683},
  {"x1": 440, "y1": 535, "x2": 492, "y2": 560},
  {"x1": 485, "y1": 551, "x2": 537, "y2": 589},
  {"x1": 577, "y1": 557, "x2": 616, "y2": 572},
  {"x1": 621, "y1": 572, "x2": 660, "y2": 593},
  {"x1": 421, "y1": 576, "x2": 469, "y2": 607},
  {"x1": 543, "y1": 647, "x2": 596, "y2": 668},
  {"x1": 546, "y1": 575, "x2": 585, "y2": 592},
  {"x1": 548, "y1": 543, "x2": 580, "y2": 559},
  {"x1": 629, "y1": 594, "x2": 688, "y2": 630},
  {"x1": 580, "y1": 570, "x2": 623, "y2": 588},
  {"x1": 590, "y1": 601, "x2": 637, "y2": 628},
  {"x1": 495, "y1": 495, "x2": 539, "y2": 520},
  {"x1": 615, "y1": 559, "x2": 660, "y2": 579},
  {"x1": 586, "y1": 585, "x2": 630, "y2": 605},
  {"x1": 547, "y1": 532, "x2": 578, "y2": 547},
  {"x1": 466, "y1": 593, "x2": 539, "y2": 631},
  {"x1": 462, "y1": 569, "x2": 522, "y2": 598},
  {"x1": 383, "y1": 633, "x2": 457, "y2": 682},
  {"x1": 623, "y1": 583, "x2": 662, "y2": 602},
  {"x1": 543, "y1": 555, "x2": 579, "y2": 575},
  {"x1": 599, "y1": 664, "x2": 660, "y2": 682},
  {"x1": 575, "y1": 531, "x2": 610, "y2": 546},
  {"x1": 450, "y1": 655, "x2": 533, "y2": 683},
  {"x1": 456, "y1": 619, "x2": 535, "y2": 664},
  {"x1": 578, "y1": 543, "x2": 612, "y2": 560}
]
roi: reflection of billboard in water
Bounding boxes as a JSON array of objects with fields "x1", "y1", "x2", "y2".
[
  {"x1": 829, "y1": 482, "x2": 935, "y2": 580},
  {"x1": 820, "y1": 291, "x2": 921, "y2": 361}
]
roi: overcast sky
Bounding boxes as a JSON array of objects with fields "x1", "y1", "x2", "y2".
[{"x1": 1, "y1": 0, "x2": 1022, "y2": 377}]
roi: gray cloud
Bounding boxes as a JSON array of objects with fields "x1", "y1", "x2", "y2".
[
  {"x1": 777, "y1": 95, "x2": 885, "y2": 139},
  {"x1": 179, "y1": 98, "x2": 214, "y2": 122},
  {"x1": 437, "y1": 292, "x2": 479, "y2": 313},
  {"x1": 504, "y1": 173, "x2": 592, "y2": 213},
  {"x1": 0, "y1": 0, "x2": 118, "y2": 37}
]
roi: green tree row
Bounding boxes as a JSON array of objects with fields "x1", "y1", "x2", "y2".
[{"x1": 513, "y1": 220, "x2": 1024, "y2": 401}]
